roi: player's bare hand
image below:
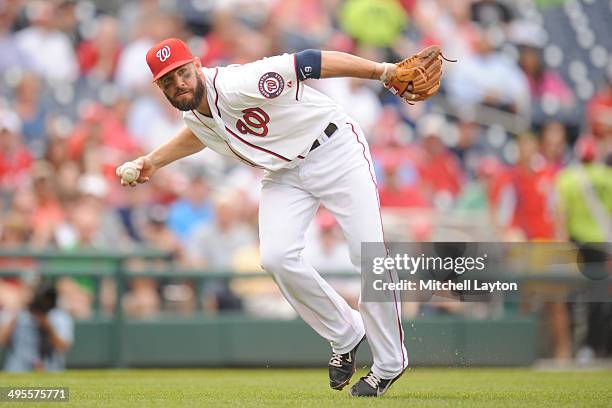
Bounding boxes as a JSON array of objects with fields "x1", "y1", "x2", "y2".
[{"x1": 116, "y1": 156, "x2": 157, "y2": 187}]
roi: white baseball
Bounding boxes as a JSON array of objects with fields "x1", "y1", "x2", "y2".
[{"x1": 121, "y1": 162, "x2": 140, "y2": 183}]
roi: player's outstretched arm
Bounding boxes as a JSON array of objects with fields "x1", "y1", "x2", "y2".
[
  {"x1": 116, "y1": 126, "x2": 206, "y2": 187},
  {"x1": 320, "y1": 51, "x2": 394, "y2": 80},
  {"x1": 316, "y1": 48, "x2": 450, "y2": 103}
]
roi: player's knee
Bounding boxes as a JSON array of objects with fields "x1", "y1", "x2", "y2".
[{"x1": 260, "y1": 247, "x2": 294, "y2": 273}]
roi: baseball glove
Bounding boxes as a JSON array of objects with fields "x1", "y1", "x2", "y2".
[{"x1": 381, "y1": 45, "x2": 455, "y2": 104}]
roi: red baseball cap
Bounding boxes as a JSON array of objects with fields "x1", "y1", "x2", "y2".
[
  {"x1": 575, "y1": 135, "x2": 597, "y2": 163},
  {"x1": 146, "y1": 38, "x2": 195, "y2": 82}
]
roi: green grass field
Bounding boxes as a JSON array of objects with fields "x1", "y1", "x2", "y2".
[{"x1": 1, "y1": 368, "x2": 611, "y2": 407}]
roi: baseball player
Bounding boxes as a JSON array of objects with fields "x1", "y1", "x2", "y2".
[{"x1": 116, "y1": 38, "x2": 446, "y2": 397}]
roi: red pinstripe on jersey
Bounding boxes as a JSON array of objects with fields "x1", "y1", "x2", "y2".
[
  {"x1": 212, "y1": 68, "x2": 221, "y2": 116},
  {"x1": 293, "y1": 54, "x2": 300, "y2": 101},
  {"x1": 348, "y1": 121, "x2": 406, "y2": 370}
]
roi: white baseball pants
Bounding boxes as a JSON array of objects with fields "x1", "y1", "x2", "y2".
[{"x1": 259, "y1": 116, "x2": 407, "y2": 379}]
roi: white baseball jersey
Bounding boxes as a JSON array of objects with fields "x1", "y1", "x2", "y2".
[{"x1": 183, "y1": 54, "x2": 341, "y2": 171}]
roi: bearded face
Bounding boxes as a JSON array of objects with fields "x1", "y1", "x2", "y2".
[{"x1": 158, "y1": 63, "x2": 205, "y2": 112}]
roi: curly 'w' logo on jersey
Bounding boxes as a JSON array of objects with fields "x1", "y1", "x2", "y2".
[
  {"x1": 236, "y1": 108, "x2": 270, "y2": 137},
  {"x1": 156, "y1": 46, "x2": 171, "y2": 62},
  {"x1": 258, "y1": 72, "x2": 284, "y2": 99}
]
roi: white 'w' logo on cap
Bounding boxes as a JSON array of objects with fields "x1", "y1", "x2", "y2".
[{"x1": 156, "y1": 45, "x2": 171, "y2": 62}]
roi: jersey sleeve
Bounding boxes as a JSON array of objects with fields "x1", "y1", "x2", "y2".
[{"x1": 227, "y1": 53, "x2": 302, "y2": 103}]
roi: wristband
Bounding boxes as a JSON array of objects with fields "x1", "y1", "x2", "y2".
[{"x1": 379, "y1": 63, "x2": 394, "y2": 84}]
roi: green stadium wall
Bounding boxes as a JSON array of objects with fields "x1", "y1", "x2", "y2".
[{"x1": 0, "y1": 316, "x2": 538, "y2": 368}]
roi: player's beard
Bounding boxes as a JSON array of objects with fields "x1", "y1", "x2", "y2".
[{"x1": 166, "y1": 75, "x2": 205, "y2": 111}]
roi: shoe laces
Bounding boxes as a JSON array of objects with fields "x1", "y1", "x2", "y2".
[
  {"x1": 329, "y1": 353, "x2": 344, "y2": 368},
  {"x1": 363, "y1": 372, "x2": 382, "y2": 389}
]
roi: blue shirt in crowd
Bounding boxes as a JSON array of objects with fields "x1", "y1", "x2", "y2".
[{"x1": 0, "y1": 308, "x2": 74, "y2": 372}]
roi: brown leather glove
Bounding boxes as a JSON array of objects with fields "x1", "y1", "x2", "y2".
[{"x1": 381, "y1": 45, "x2": 455, "y2": 104}]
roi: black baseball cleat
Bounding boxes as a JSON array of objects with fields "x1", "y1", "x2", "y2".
[
  {"x1": 328, "y1": 335, "x2": 366, "y2": 390},
  {"x1": 348, "y1": 369, "x2": 405, "y2": 397}
]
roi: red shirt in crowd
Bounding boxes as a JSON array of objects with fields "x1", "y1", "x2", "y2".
[
  {"x1": 417, "y1": 150, "x2": 464, "y2": 197},
  {"x1": 508, "y1": 164, "x2": 556, "y2": 240},
  {"x1": 77, "y1": 40, "x2": 121, "y2": 78},
  {"x1": 0, "y1": 147, "x2": 32, "y2": 190},
  {"x1": 67, "y1": 105, "x2": 139, "y2": 179},
  {"x1": 379, "y1": 185, "x2": 429, "y2": 208},
  {"x1": 587, "y1": 86, "x2": 612, "y2": 138}
]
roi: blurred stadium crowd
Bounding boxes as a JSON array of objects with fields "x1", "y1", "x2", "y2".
[{"x1": 0, "y1": 0, "x2": 611, "y2": 361}]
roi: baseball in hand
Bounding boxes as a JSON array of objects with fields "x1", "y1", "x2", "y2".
[{"x1": 121, "y1": 162, "x2": 140, "y2": 183}]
